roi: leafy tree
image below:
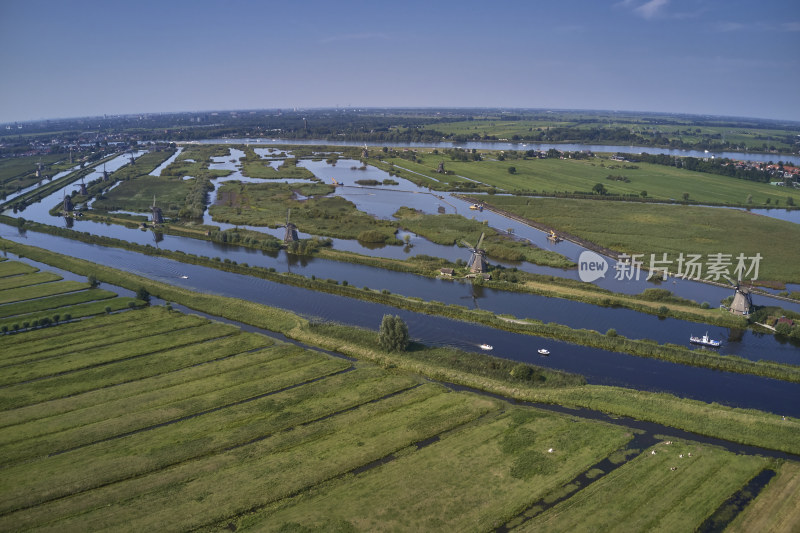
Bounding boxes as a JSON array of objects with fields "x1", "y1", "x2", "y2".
[
  {"x1": 640, "y1": 190, "x2": 647, "y2": 198},
  {"x1": 682, "y1": 192, "x2": 690, "y2": 201},
  {"x1": 88, "y1": 274, "x2": 99, "y2": 288},
  {"x1": 787, "y1": 196, "x2": 795, "y2": 206},
  {"x1": 775, "y1": 322, "x2": 793, "y2": 336},
  {"x1": 592, "y1": 183, "x2": 607, "y2": 195},
  {"x1": 136, "y1": 287, "x2": 151, "y2": 303},
  {"x1": 508, "y1": 166, "x2": 517, "y2": 174},
  {"x1": 378, "y1": 314, "x2": 409, "y2": 352}
]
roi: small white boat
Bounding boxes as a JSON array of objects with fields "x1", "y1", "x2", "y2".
[
  {"x1": 538, "y1": 349, "x2": 550, "y2": 356},
  {"x1": 689, "y1": 332, "x2": 720, "y2": 347},
  {"x1": 180, "y1": 275, "x2": 189, "y2": 279},
  {"x1": 479, "y1": 344, "x2": 493, "y2": 351}
]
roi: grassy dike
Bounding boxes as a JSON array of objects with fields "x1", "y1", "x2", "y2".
[
  {"x1": 2, "y1": 237, "x2": 799, "y2": 455},
  {"x1": 2, "y1": 220, "x2": 796, "y2": 385}
]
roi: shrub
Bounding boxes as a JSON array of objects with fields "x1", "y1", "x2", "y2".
[
  {"x1": 105, "y1": 306, "x2": 112, "y2": 314},
  {"x1": 606, "y1": 328, "x2": 618, "y2": 337}
]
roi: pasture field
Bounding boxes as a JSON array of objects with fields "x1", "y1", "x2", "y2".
[
  {"x1": 475, "y1": 196, "x2": 800, "y2": 284},
  {"x1": 727, "y1": 461, "x2": 800, "y2": 533},
  {"x1": 387, "y1": 152, "x2": 800, "y2": 206},
  {"x1": 0, "y1": 257, "x2": 796, "y2": 531},
  {"x1": 521, "y1": 439, "x2": 768, "y2": 532},
  {"x1": 239, "y1": 409, "x2": 632, "y2": 531}
]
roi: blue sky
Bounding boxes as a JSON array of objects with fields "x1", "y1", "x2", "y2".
[{"x1": 1, "y1": 0, "x2": 798, "y2": 123}]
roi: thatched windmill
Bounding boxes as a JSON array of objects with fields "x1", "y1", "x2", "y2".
[
  {"x1": 150, "y1": 195, "x2": 164, "y2": 225},
  {"x1": 461, "y1": 232, "x2": 488, "y2": 273},
  {"x1": 102, "y1": 164, "x2": 110, "y2": 182},
  {"x1": 724, "y1": 275, "x2": 752, "y2": 316},
  {"x1": 79, "y1": 177, "x2": 87, "y2": 196},
  {"x1": 282, "y1": 209, "x2": 299, "y2": 243}
]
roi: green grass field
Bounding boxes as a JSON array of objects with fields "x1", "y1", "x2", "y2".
[
  {"x1": 477, "y1": 196, "x2": 800, "y2": 284},
  {"x1": 0, "y1": 257, "x2": 796, "y2": 531},
  {"x1": 521, "y1": 439, "x2": 768, "y2": 532},
  {"x1": 389, "y1": 153, "x2": 800, "y2": 206},
  {"x1": 92, "y1": 175, "x2": 195, "y2": 214}
]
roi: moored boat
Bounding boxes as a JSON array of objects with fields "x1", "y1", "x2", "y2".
[
  {"x1": 479, "y1": 343, "x2": 493, "y2": 351},
  {"x1": 538, "y1": 348, "x2": 550, "y2": 355},
  {"x1": 689, "y1": 332, "x2": 720, "y2": 347}
]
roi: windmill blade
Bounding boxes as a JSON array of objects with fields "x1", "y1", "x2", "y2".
[
  {"x1": 476, "y1": 232, "x2": 485, "y2": 250},
  {"x1": 722, "y1": 274, "x2": 737, "y2": 287},
  {"x1": 461, "y1": 239, "x2": 474, "y2": 249}
]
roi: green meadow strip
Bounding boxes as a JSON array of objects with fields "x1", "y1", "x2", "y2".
[
  {"x1": 0, "y1": 331, "x2": 273, "y2": 429},
  {"x1": 0, "y1": 261, "x2": 38, "y2": 278},
  {"x1": 0, "y1": 297, "x2": 140, "y2": 334},
  {"x1": 0, "y1": 313, "x2": 212, "y2": 364},
  {"x1": 0, "y1": 288, "x2": 116, "y2": 319},
  {"x1": 0, "y1": 323, "x2": 236, "y2": 386},
  {"x1": 0, "y1": 271, "x2": 61, "y2": 291},
  {"x1": 0, "y1": 280, "x2": 87, "y2": 305},
  {"x1": 0, "y1": 348, "x2": 349, "y2": 465}
]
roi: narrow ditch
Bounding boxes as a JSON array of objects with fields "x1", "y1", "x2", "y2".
[{"x1": 696, "y1": 468, "x2": 777, "y2": 533}]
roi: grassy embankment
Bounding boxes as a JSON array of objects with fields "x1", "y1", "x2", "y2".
[
  {"x1": 3, "y1": 238, "x2": 799, "y2": 455},
  {"x1": 1, "y1": 229, "x2": 792, "y2": 383},
  {"x1": 469, "y1": 196, "x2": 800, "y2": 286}
]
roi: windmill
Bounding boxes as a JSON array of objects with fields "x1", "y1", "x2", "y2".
[
  {"x1": 282, "y1": 209, "x2": 298, "y2": 243},
  {"x1": 723, "y1": 275, "x2": 752, "y2": 316},
  {"x1": 102, "y1": 163, "x2": 110, "y2": 182},
  {"x1": 150, "y1": 195, "x2": 164, "y2": 225},
  {"x1": 79, "y1": 177, "x2": 87, "y2": 196},
  {"x1": 62, "y1": 190, "x2": 73, "y2": 214},
  {"x1": 461, "y1": 232, "x2": 488, "y2": 273},
  {"x1": 129, "y1": 150, "x2": 136, "y2": 165}
]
